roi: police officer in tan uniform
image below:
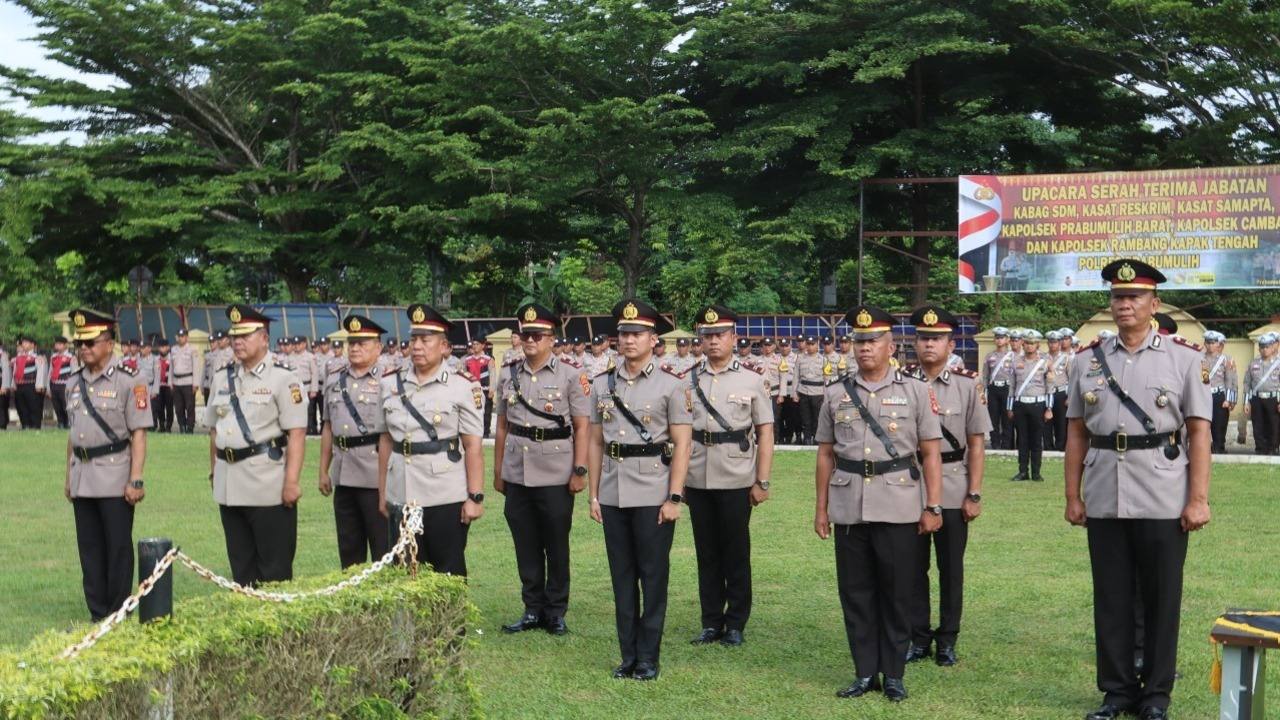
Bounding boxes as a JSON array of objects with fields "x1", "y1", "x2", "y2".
[
  {"x1": 983, "y1": 327, "x2": 1015, "y2": 449},
  {"x1": 1065, "y1": 259, "x2": 1211, "y2": 720},
  {"x1": 494, "y1": 303, "x2": 592, "y2": 636},
  {"x1": 587, "y1": 298, "x2": 692, "y2": 681},
  {"x1": 318, "y1": 315, "x2": 390, "y2": 569},
  {"x1": 902, "y1": 306, "x2": 991, "y2": 667},
  {"x1": 583, "y1": 335, "x2": 613, "y2": 377},
  {"x1": 206, "y1": 305, "x2": 308, "y2": 586},
  {"x1": 1007, "y1": 329, "x2": 1054, "y2": 481},
  {"x1": 796, "y1": 335, "x2": 826, "y2": 444},
  {"x1": 169, "y1": 328, "x2": 197, "y2": 433},
  {"x1": 378, "y1": 304, "x2": 485, "y2": 577},
  {"x1": 64, "y1": 309, "x2": 152, "y2": 620},
  {"x1": 665, "y1": 338, "x2": 697, "y2": 374},
  {"x1": 685, "y1": 305, "x2": 774, "y2": 648},
  {"x1": 1243, "y1": 332, "x2": 1280, "y2": 455},
  {"x1": 1200, "y1": 331, "x2": 1236, "y2": 453},
  {"x1": 815, "y1": 304, "x2": 943, "y2": 703}
]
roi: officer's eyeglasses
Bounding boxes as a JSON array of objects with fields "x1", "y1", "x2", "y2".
[
  {"x1": 518, "y1": 332, "x2": 551, "y2": 342},
  {"x1": 73, "y1": 337, "x2": 110, "y2": 348}
]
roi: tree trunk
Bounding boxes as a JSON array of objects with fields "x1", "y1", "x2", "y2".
[
  {"x1": 621, "y1": 189, "x2": 647, "y2": 297},
  {"x1": 284, "y1": 272, "x2": 311, "y2": 302}
]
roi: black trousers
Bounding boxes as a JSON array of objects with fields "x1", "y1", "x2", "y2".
[
  {"x1": 987, "y1": 385, "x2": 1011, "y2": 448},
  {"x1": 72, "y1": 497, "x2": 135, "y2": 621},
  {"x1": 307, "y1": 395, "x2": 321, "y2": 435},
  {"x1": 334, "y1": 485, "x2": 389, "y2": 569},
  {"x1": 1210, "y1": 391, "x2": 1229, "y2": 453},
  {"x1": 155, "y1": 387, "x2": 174, "y2": 432},
  {"x1": 686, "y1": 486, "x2": 753, "y2": 632},
  {"x1": 504, "y1": 482, "x2": 574, "y2": 618},
  {"x1": 835, "y1": 522, "x2": 917, "y2": 680},
  {"x1": 50, "y1": 383, "x2": 70, "y2": 428},
  {"x1": 219, "y1": 504, "x2": 297, "y2": 586},
  {"x1": 1044, "y1": 390, "x2": 1067, "y2": 451},
  {"x1": 173, "y1": 385, "x2": 196, "y2": 432},
  {"x1": 482, "y1": 393, "x2": 493, "y2": 438},
  {"x1": 601, "y1": 504, "x2": 675, "y2": 666},
  {"x1": 1249, "y1": 396, "x2": 1278, "y2": 454},
  {"x1": 1013, "y1": 401, "x2": 1045, "y2": 475},
  {"x1": 413, "y1": 501, "x2": 470, "y2": 576},
  {"x1": 909, "y1": 509, "x2": 968, "y2": 647},
  {"x1": 0, "y1": 392, "x2": 8, "y2": 429},
  {"x1": 1086, "y1": 519, "x2": 1187, "y2": 711},
  {"x1": 799, "y1": 393, "x2": 823, "y2": 442},
  {"x1": 15, "y1": 384, "x2": 42, "y2": 429}
]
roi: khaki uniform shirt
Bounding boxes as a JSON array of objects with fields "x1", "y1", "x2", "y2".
[
  {"x1": 905, "y1": 365, "x2": 991, "y2": 508},
  {"x1": 496, "y1": 356, "x2": 592, "y2": 486},
  {"x1": 136, "y1": 354, "x2": 157, "y2": 390},
  {"x1": 686, "y1": 359, "x2": 773, "y2": 490},
  {"x1": 796, "y1": 353, "x2": 827, "y2": 396},
  {"x1": 824, "y1": 351, "x2": 847, "y2": 379},
  {"x1": 1, "y1": 349, "x2": 10, "y2": 390},
  {"x1": 817, "y1": 370, "x2": 941, "y2": 524},
  {"x1": 1243, "y1": 354, "x2": 1280, "y2": 401},
  {"x1": 67, "y1": 365, "x2": 153, "y2": 498},
  {"x1": 1066, "y1": 331, "x2": 1211, "y2": 519},
  {"x1": 294, "y1": 350, "x2": 318, "y2": 393},
  {"x1": 590, "y1": 361, "x2": 692, "y2": 507},
  {"x1": 1202, "y1": 351, "x2": 1238, "y2": 403},
  {"x1": 663, "y1": 354, "x2": 697, "y2": 375},
  {"x1": 323, "y1": 365, "x2": 386, "y2": 489},
  {"x1": 984, "y1": 349, "x2": 1017, "y2": 387},
  {"x1": 206, "y1": 353, "x2": 308, "y2": 506},
  {"x1": 170, "y1": 344, "x2": 196, "y2": 387},
  {"x1": 381, "y1": 366, "x2": 483, "y2": 507},
  {"x1": 583, "y1": 351, "x2": 615, "y2": 378},
  {"x1": 1007, "y1": 354, "x2": 1055, "y2": 409},
  {"x1": 1048, "y1": 352, "x2": 1072, "y2": 393}
]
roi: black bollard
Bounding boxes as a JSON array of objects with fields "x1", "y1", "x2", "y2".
[
  {"x1": 387, "y1": 502, "x2": 405, "y2": 551},
  {"x1": 137, "y1": 538, "x2": 173, "y2": 623}
]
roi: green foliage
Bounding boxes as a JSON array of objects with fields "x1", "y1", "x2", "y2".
[{"x1": 0, "y1": 568, "x2": 477, "y2": 720}]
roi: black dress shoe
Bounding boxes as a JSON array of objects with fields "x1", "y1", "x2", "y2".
[
  {"x1": 1137, "y1": 708, "x2": 1168, "y2": 720},
  {"x1": 501, "y1": 613, "x2": 543, "y2": 633},
  {"x1": 882, "y1": 677, "x2": 908, "y2": 702},
  {"x1": 905, "y1": 643, "x2": 931, "y2": 662},
  {"x1": 935, "y1": 645, "x2": 958, "y2": 666},
  {"x1": 690, "y1": 627, "x2": 723, "y2": 645},
  {"x1": 612, "y1": 661, "x2": 636, "y2": 679},
  {"x1": 632, "y1": 662, "x2": 659, "y2": 681},
  {"x1": 1011, "y1": 472, "x2": 1027, "y2": 481},
  {"x1": 1031, "y1": 474, "x2": 1045, "y2": 482},
  {"x1": 545, "y1": 616, "x2": 568, "y2": 636},
  {"x1": 720, "y1": 629, "x2": 744, "y2": 646},
  {"x1": 835, "y1": 676, "x2": 880, "y2": 698},
  {"x1": 1085, "y1": 704, "x2": 1132, "y2": 720}
]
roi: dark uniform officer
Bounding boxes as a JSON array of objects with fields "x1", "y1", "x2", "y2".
[
  {"x1": 206, "y1": 305, "x2": 309, "y2": 586},
  {"x1": 903, "y1": 306, "x2": 991, "y2": 667},
  {"x1": 1065, "y1": 259, "x2": 1212, "y2": 720},
  {"x1": 1007, "y1": 329, "x2": 1054, "y2": 481},
  {"x1": 815, "y1": 304, "x2": 943, "y2": 703},
  {"x1": 319, "y1": 315, "x2": 391, "y2": 568},
  {"x1": 64, "y1": 309, "x2": 152, "y2": 620},
  {"x1": 493, "y1": 303, "x2": 591, "y2": 636},
  {"x1": 685, "y1": 305, "x2": 774, "y2": 647},
  {"x1": 379, "y1": 304, "x2": 486, "y2": 576},
  {"x1": 1200, "y1": 331, "x2": 1236, "y2": 453},
  {"x1": 587, "y1": 298, "x2": 692, "y2": 681}
]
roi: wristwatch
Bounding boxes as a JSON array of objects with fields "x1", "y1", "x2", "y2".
[
  {"x1": 967, "y1": 492, "x2": 982, "y2": 503},
  {"x1": 668, "y1": 493, "x2": 683, "y2": 504},
  {"x1": 926, "y1": 504, "x2": 943, "y2": 516},
  {"x1": 573, "y1": 465, "x2": 588, "y2": 477},
  {"x1": 130, "y1": 479, "x2": 144, "y2": 489},
  {"x1": 468, "y1": 492, "x2": 485, "y2": 504},
  {"x1": 755, "y1": 480, "x2": 771, "y2": 491}
]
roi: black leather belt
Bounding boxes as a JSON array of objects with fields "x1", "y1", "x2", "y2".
[
  {"x1": 508, "y1": 424, "x2": 572, "y2": 441},
  {"x1": 72, "y1": 439, "x2": 130, "y2": 461},
  {"x1": 801, "y1": 379, "x2": 825, "y2": 387},
  {"x1": 1088, "y1": 431, "x2": 1178, "y2": 452},
  {"x1": 835, "y1": 455, "x2": 919, "y2": 478},
  {"x1": 219, "y1": 436, "x2": 287, "y2": 463},
  {"x1": 392, "y1": 436, "x2": 461, "y2": 462},
  {"x1": 694, "y1": 428, "x2": 751, "y2": 449},
  {"x1": 334, "y1": 433, "x2": 379, "y2": 451},
  {"x1": 606, "y1": 441, "x2": 672, "y2": 465},
  {"x1": 940, "y1": 448, "x2": 965, "y2": 464},
  {"x1": 174, "y1": 372, "x2": 192, "y2": 378}
]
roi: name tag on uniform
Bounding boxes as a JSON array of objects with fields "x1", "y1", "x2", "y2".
[
  {"x1": 97, "y1": 390, "x2": 118, "y2": 399},
  {"x1": 881, "y1": 397, "x2": 907, "y2": 406},
  {"x1": 253, "y1": 387, "x2": 273, "y2": 395}
]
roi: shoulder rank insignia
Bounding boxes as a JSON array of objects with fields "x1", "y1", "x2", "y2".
[
  {"x1": 117, "y1": 364, "x2": 138, "y2": 377},
  {"x1": 953, "y1": 367, "x2": 977, "y2": 379},
  {"x1": 1171, "y1": 336, "x2": 1202, "y2": 352}
]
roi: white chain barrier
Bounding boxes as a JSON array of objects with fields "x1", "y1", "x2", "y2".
[{"x1": 58, "y1": 504, "x2": 423, "y2": 660}]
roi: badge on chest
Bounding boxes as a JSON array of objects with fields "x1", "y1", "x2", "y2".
[{"x1": 880, "y1": 396, "x2": 908, "y2": 406}]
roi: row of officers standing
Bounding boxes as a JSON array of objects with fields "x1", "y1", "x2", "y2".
[{"x1": 59, "y1": 258, "x2": 1209, "y2": 718}]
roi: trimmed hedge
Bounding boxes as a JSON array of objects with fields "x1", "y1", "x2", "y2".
[{"x1": 0, "y1": 568, "x2": 479, "y2": 719}]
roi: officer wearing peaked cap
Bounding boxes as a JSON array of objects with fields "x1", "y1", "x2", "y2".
[
  {"x1": 1007, "y1": 329, "x2": 1053, "y2": 481},
  {"x1": 379, "y1": 303, "x2": 486, "y2": 576},
  {"x1": 494, "y1": 303, "x2": 592, "y2": 637},
  {"x1": 587, "y1": 298, "x2": 692, "y2": 681},
  {"x1": 796, "y1": 334, "x2": 826, "y2": 444},
  {"x1": 685, "y1": 305, "x2": 774, "y2": 649},
  {"x1": 815, "y1": 304, "x2": 944, "y2": 703},
  {"x1": 1200, "y1": 330, "x2": 1236, "y2": 453},
  {"x1": 1045, "y1": 330, "x2": 1073, "y2": 452},
  {"x1": 318, "y1": 314, "x2": 391, "y2": 569},
  {"x1": 1244, "y1": 331, "x2": 1280, "y2": 454},
  {"x1": 64, "y1": 309, "x2": 153, "y2": 620},
  {"x1": 1066, "y1": 259, "x2": 1211, "y2": 720},
  {"x1": 206, "y1": 304, "x2": 308, "y2": 586}
]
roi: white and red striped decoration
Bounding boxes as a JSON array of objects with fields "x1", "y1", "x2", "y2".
[{"x1": 958, "y1": 175, "x2": 1004, "y2": 292}]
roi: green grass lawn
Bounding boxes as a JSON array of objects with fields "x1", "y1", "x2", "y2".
[{"x1": 2, "y1": 431, "x2": 1277, "y2": 719}]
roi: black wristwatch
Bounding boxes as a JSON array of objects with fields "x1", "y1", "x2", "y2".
[
  {"x1": 926, "y1": 504, "x2": 943, "y2": 516},
  {"x1": 755, "y1": 479, "x2": 770, "y2": 491},
  {"x1": 468, "y1": 492, "x2": 485, "y2": 504},
  {"x1": 668, "y1": 493, "x2": 683, "y2": 504},
  {"x1": 130, "y1": 479, "x2": 145, "y2": 489},
  {"x1": 967, "y1": 492, "x2": 982, "y2": 503},
  {"x1": 573, "y1": 465, "x2": 588, "y2": 477}
]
